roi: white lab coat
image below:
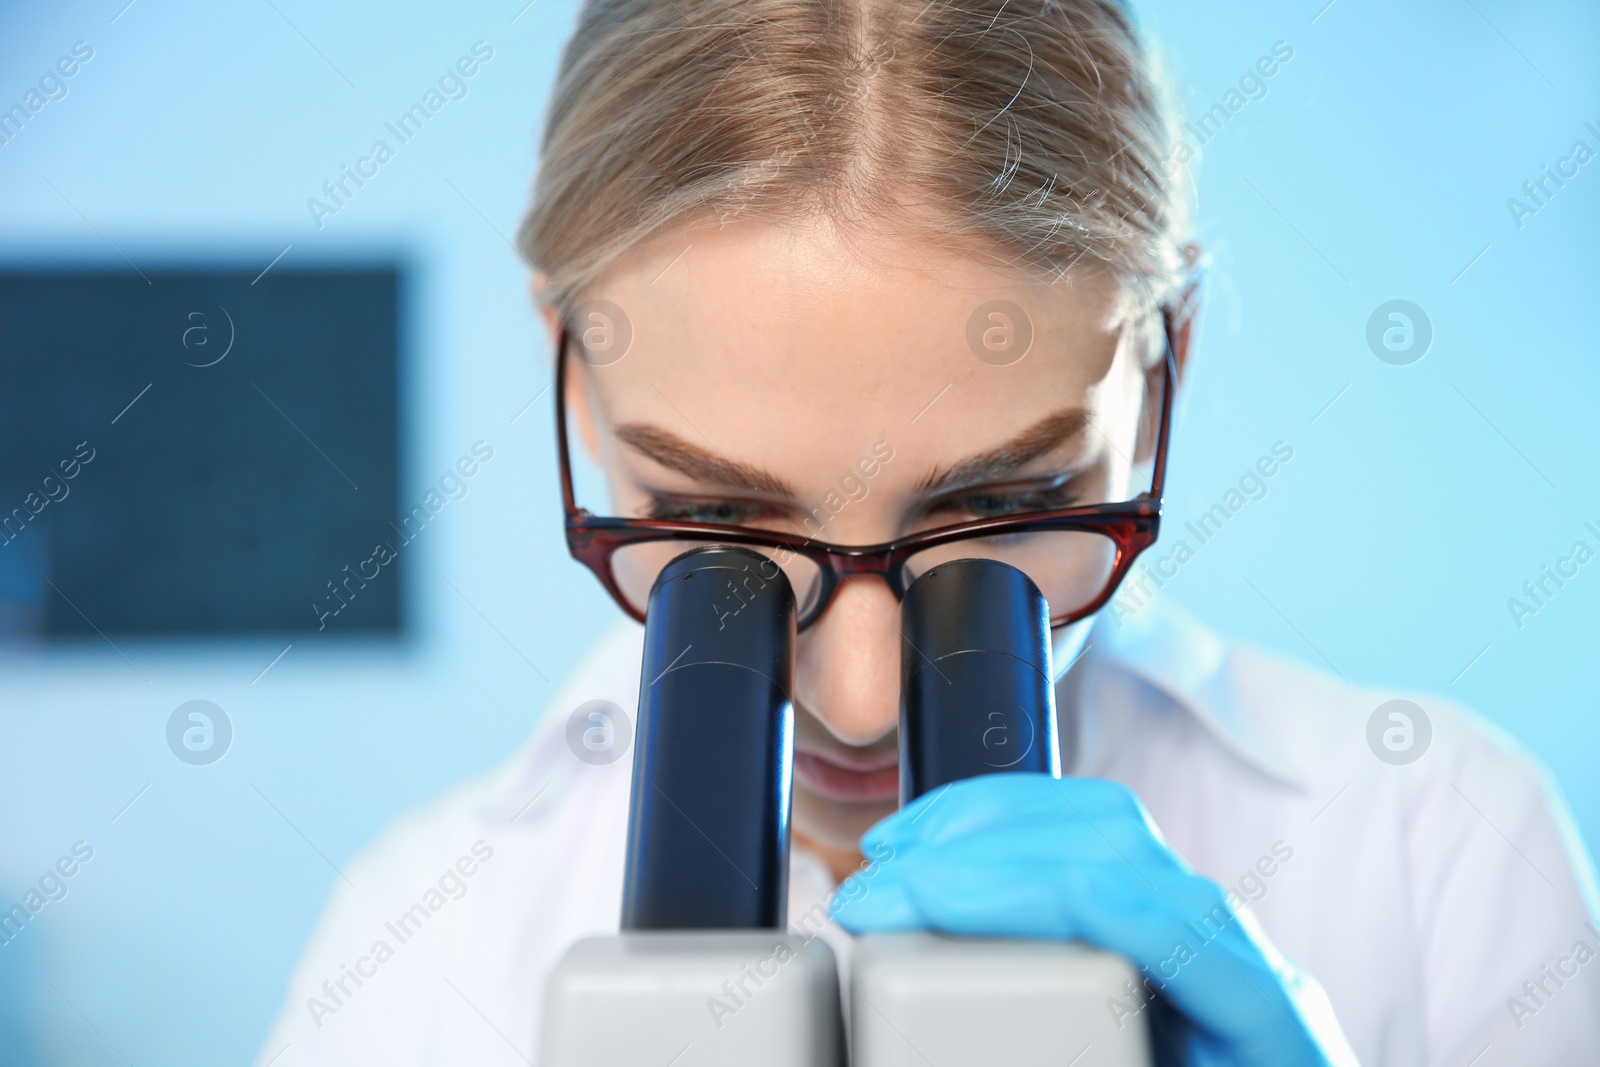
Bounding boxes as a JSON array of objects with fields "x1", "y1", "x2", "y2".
[{"x1": 256, "y1": 598, "x2": 1600, "y2": 1065}]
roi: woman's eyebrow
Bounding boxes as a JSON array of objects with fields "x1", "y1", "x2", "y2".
[
  {"x1": 913, "y1": 408, "x2": 1090, "y2": 495},
  {"x1": 614, "y1": 422, "x2": 795, "y2": 497}
]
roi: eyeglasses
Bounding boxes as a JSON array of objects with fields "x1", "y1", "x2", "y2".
[{"x1": 553, "y1": 307, "x2": 1178, "y2": 631}]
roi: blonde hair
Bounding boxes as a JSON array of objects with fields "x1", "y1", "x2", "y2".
[{"x1": 517, "y1": 0, "x2": 1187, "y2": 324}]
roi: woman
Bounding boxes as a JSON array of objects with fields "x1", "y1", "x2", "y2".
[{"x1": 260, "y1": 1, "x2": 1599, "y2": 1063}]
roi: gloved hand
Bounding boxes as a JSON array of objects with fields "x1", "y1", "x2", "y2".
[{"x1": 830, "y1": 773, "x2": 1359, "y2": 1067}]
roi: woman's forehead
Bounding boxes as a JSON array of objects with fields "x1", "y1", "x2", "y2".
[
  {"x1": 577, "y1": 218, "x2": 1127, "y2": 401},
  {"x1": 568, "y1": 219, "x2": 1138, "y2": 496}
]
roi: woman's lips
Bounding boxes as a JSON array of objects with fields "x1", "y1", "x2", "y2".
[{"x1": 793, "y1": 750, "x2": 900, "y2": 802}]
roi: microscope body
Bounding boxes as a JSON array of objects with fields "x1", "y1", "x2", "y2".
[
  {"x1": 538, "y1": 550, "x2": 1149, "y2": 1066},
  {"x1": 539, "y1": 931, "x2": 841, "y2": 1066}
]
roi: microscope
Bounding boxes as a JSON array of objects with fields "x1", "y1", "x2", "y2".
[{"x1": 538, "y1": 546, "x2": 1151, "y2": 1066}]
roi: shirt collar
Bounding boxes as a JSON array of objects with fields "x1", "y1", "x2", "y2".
[{"x1": 1078, "y1": 596, "x2": 1310, "y2": 789}]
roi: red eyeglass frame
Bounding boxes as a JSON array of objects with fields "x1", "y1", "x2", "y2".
[{"x1": 554, "y1": 307, "x2": 1179, "y2": 630}]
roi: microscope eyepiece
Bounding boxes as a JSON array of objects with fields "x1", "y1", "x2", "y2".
[
  {"x1": 621, "y1": 545, "x2": 797, "y2": 930},
  {"x1": 899, "y1": 557, "x2": 1060, "y2": 804}
]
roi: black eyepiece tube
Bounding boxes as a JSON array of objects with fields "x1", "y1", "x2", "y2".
[
  {"x1": 620, "y1": 545, "x2": 797, "y2": 930},
  {"x1": 898, "y1": 557, "x2": 1060, "y2": 805}
]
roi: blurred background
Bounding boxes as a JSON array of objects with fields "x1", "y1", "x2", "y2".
[{"x1": 0, "y1": 0, "x2": 1595, "y2": 1062}]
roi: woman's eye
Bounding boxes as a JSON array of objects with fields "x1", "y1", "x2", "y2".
[
  {"x1": 644, "y1": 497, "x2": 771, "y2": 525},
  {"x1": 935, "y1": 484, "x2": 1082, "y2": 520}
]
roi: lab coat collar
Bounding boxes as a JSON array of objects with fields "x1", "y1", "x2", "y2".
[{"x1": 1081, "y1": 597, "x2": 1309, "y2": 790}]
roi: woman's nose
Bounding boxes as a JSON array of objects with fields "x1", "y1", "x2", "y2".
[{"x1": 794, "y1": 573, "x2": 902, "y2": 747}]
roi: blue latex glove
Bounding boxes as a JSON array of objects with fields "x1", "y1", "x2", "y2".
[{"x1": 830, "y1": 773, "x2": 1359, "y2": 1067}]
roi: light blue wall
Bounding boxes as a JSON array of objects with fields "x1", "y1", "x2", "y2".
[{"x1": 0, "y1": 1, "x2": 1594, "y2": 1063}]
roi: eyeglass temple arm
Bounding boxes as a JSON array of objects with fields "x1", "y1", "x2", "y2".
[
  {"x1": 553, "y1": 320, "x2": 580, "y2": 515},
  {"x1": 1146, "y1": 306, "x2": 1180, "y2": 504}
]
